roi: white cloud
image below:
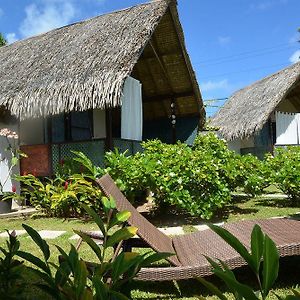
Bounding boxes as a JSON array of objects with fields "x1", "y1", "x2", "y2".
[
  {"x1": 218, "y1": 36, "x2": 231, "y2": 46},
  {"x1": 250, "y1": 0, "x2": 288, "y2": 11},
  {"x1": 201, "y1": 79, "x2": 230, "y2": 92},
  {"x1": 289, "y1": 50, "x2": 300, "y2": 64},
  {"x1": 6, "y1": 33, "x2": 18, "y2": 44},
  {"x1": 19, "y1": 0, "x2": 77, "y2": 38}
]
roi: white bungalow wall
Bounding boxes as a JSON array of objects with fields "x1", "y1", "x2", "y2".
[{"x1": 0, "y1": 122, "x2": 20, "y2": 194}]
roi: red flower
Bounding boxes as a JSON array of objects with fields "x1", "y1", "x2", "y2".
[
  {"x1": 12, "y1": 185, "x2": 17, "y2": 193},
  {"x1": 22, "y1": 171, "x2": 28, "y2": 176},
  {"x1": 80, "y1": 164, "x2": 84, "y2": 173},
  {"x1": 64, "y1": 181, "x2": 69, "y2": 190},
  {"x1": 60, "y1": 159, "x2": 65, "y2": 166}
]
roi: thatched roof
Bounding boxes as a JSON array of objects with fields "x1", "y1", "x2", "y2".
[
  {"x1": 0, "y1": 0, "x2": 204, "y2": 124},
  {"x1": 211, "y1": 62, "x2": 300, "y2": 140}
]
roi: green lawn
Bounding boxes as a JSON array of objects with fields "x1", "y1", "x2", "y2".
[{"x1": 0, "y1": 195, "x2": 299, "y2": 299}]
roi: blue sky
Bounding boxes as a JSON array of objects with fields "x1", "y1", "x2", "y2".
[{"x1": 0, "y1": 0, "x2": 299, "y2": 116}]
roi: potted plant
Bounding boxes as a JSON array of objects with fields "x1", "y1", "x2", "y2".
[{"x1": 0, "y1": 128, "x2": 24, "y2": 214}]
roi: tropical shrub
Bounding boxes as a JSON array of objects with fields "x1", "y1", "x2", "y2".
[
  {"x1": 15, "y1": 173, "x2": 102, "y2": 217},
  {"x1": 198, "y1": 224, "x2": 300, "y2": 300},
  {"x1": 105, "y1": 139, "x2": 231, "y2": 219},
  {"x1": 268, "y1": 147, "x2": 300, "y2": 200}
]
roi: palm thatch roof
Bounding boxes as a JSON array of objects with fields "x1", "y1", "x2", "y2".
[
  {"x1": 211, "y1": 62, "x2": 300, "y2": 140},
  {"x1": 0, "y1": 0, "x2": 204, "y2": 125}
]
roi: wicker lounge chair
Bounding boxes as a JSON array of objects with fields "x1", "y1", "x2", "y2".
[{"x1": 83, "y1": 174, "x2": 300, "y2": 281}]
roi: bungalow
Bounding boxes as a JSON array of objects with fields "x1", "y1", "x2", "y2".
[
  {"x1": 211, "y1": 62, "x2": 300, "y2": 158},
  {"x1": 0, "y1": 0, "x2": 205, "y2": 182}
]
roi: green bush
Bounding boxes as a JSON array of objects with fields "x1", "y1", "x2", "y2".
[
  {"x1": 105, "y1": 138, "x2": 232, "y2": 219},
  {"x1": 14, "y1": 134, "x2": 300, "y2": 219},
  {"x1": 268, "y1": 147, "x2": 300, "y2": 200},
  {"x1": 14, "y1": 174, "x2": 103, "y2": 217}
]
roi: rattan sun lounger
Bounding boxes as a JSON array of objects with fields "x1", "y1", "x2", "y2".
[{"x1": 91, "y1": 174, "x2": 300, "y2": 281}]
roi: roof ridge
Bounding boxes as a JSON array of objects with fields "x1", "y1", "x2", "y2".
[{"x1": 5, "y1": 0, "x2": 169, "y2": 47}]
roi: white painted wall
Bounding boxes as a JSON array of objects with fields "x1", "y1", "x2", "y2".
[
  {"x1": 19, "y1": 118, "x2": 45, "y2": 145},
  {"x1": 93, "y1": 109, "x2": 106, "y2": 138},
  {"x1": 0, "y1": 122, "x2": 20, "y2": 194}
]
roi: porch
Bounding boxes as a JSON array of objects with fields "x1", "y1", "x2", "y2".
[{"x1": 20, "y1": 138, "x2": 143, "y2": 177}]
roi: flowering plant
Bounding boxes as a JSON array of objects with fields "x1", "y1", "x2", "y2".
[{"x1": 0, "y1": 128, "x2": 25, "y2": 197}]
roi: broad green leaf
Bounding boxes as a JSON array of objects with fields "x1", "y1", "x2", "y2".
[
  {"x1": 54, "y1": 261, "x2": 71, "y2": 287},
  {"x1": 109, "y1": 196, "x2": 116, "y2": 209},
  {"x1": 93, "y1": 276, "x2": 109, "y2": 300},
  {"x1": 250, "y1": 224, "x2": 264, "y2": 273},
  {"x1": 213, "y1": 270, "x2": 259, "y2": 300},
  {"x1": 196, "y1": 277, "x2": 228, "y2": 300},
  {"x1": 140, "y1": 252, "x2": 173, "y2": 267},
  {"x1": 106, "y1": 227, "x2": 138, "y2": 248},
  {"x1": 82, "y1": 288, "x2": 93, "y2": 300},
  {"x1": 111, "y1": 252, "x2": 144, "y2": 282},
  {"x1": 74, "y1": 260, "x2": 88, "y2": 298},
  {"x1": 209, "y1": 224, "x2": 255, "y2": 272},
  {"x1": 74, "y1": 230, "x2": 103, "y2": 261},
  {"x1": 109, "y1": 211, "x2": 131, "y2": 228},
  {"x1": 262, "y1": 234, "x2": 279, "y2": 298},
  {"x1": 81, "y1": 204, "x2": 106, "y2": 234},
  {"x1": 17, "y1": 251, "x2": 49, "y2": 273},
  {"x1": 205, "y1": 256, "x2": 238, "y2": 297},
  {"x1": 102, "y1": 197, "x2": 111, "y2": 213},
  {"x1": 22, "y1": 224, "x2": 50, "y2": 261}
]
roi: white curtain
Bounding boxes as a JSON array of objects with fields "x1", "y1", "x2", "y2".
[
  {"x1": 121, "y1": 77, "x2": 143, "y2": 141},
  {"x1": 275, "y1": 112, "x2": 299, "y2": 145}
]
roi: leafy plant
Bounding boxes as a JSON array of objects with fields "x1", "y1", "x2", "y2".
[
  {"x1": 267, "y1": 147, "x2": 300, "y2": 201},
  {"x1": 0, "y1": 230, "x2": 26, "y2": 299},
  {"x1": 14, "y1": 173, "x2": 102, "y2": 217},
  {"x1": 105, "y1": 138, "x2": 232, "y2": 219},
  {"x1": 16, "y1": 197, "x2": 171, "y2": 299},
  {"x1": 197, "y1": 224, "x2": 300, "y2": 300}
]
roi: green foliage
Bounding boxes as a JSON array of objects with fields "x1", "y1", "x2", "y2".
[
  {"x1": 267, "y1": 147, "x2": 300, "y2": 200},
  {"x1": 13, "y1": 198, "x2": 171, "y2": 299},
  {"x1": 0, "y1": 33, "x2": 6, "y2": 47},
  {"x1": 0, "y1": 231, "x2": 26, "y2": 299},
  {"x1": 198, "y1": 224, "x2": 286, "y2": 300},
  {"x1": 106, "y1": 138, "x2": 232, "y2": 219},
  {"x1": 15, "y1": 174, "x2": 102, "y2": 217},
  {"x1": 15, "y1": 134, "x2": 300, "y2": 219}
]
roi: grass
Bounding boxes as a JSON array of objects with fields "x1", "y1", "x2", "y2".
[{"x1": 0, "y1": 194, "x2": 299, "y2": 299}]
